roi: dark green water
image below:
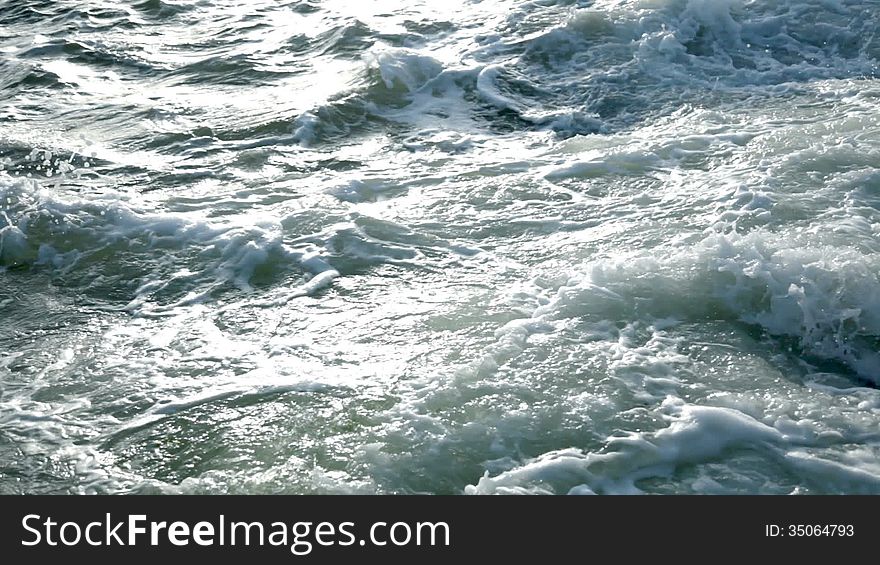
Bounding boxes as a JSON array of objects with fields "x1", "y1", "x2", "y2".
[{"x1": 1, "y1": 0, "x2": 880, "y2": 494}]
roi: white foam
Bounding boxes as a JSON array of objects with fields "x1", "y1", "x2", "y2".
[
  {"x1": 365, "y1": 44, "x2": 444, "y2": 94},
  {"x1": 465, "y1": 396, "x2": 810, "y2": 495}
]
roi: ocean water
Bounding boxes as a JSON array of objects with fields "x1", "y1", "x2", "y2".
[{"x1": 1, "y1": 0, "x2": 879, "y2": 495}]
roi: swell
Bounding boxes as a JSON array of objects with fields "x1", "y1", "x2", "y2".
[
  {"x1": 473, "y1": 0, "x2": 880, "y2": 134},
  {"x1": 0, "y1": 177, "x2": 337, "y2": 313}
]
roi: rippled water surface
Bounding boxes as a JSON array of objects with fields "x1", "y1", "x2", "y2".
[{"x1": 2, "y1": 0, "x2": 880, "y2": 494}]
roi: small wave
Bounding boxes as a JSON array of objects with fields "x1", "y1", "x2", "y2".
[
  {"x1": 288, "y1": 45, "x2": 449, "y2": 145},
  {"x1": 0, "y1": 176, "x2": 338, "y2": 313}
]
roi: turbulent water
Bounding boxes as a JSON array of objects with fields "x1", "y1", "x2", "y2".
[{"x1": 1, "y1": 0, "x2": 880, "y2": 495}]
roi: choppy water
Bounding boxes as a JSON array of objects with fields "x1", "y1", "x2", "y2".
[{"x1": 1, "y1": 0, "x2": 880, "y2": 494}]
